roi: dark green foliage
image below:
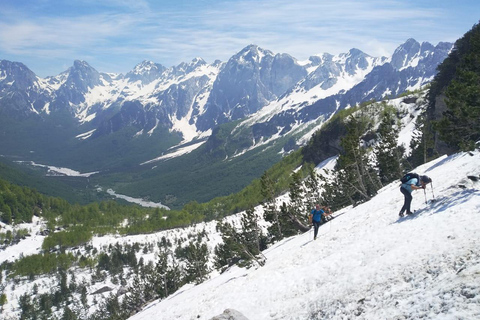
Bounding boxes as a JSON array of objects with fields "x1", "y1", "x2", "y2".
[
  {"x1": 10, "y1": 252, "x2": 76, "y2": 277},
  {"x1": 281, "y1": 171, "x2": 311, "y2": 235},
  {"x1": 336, "y1": 116, "x2": 379, "y2": 203},
  {"x1": 95, "y1": 244, "x2": 138, "y2": 276},
  {"x1": 317, "y1": 169, "x2": 352, "y2": 212},
  {"x1": 261, "y1": 171, "x2": 283, "y2": 243},
  {"x1": 303, "y1": 165, "x2": 322, "y2": 210},
  {"x1": 19, "y1": 293, "x2": 37, "y2": 320},
  {"x1": 278, "y1": 202, "x2": 303, "y2": 237},
  {"x1": 150, "y1": 247, "x2": 182, "y2": 298},
  {"x1": 100, "y1": 124, "x2": 284, "y2": 211},
  {"x1": 178, "y1": 239, "x2": 210, "y2": 284},
  {"x1": 42, "y1": 226, "x2": 92, "y2": 251},
  {"x1": 436, "y1": 68, "x2": 480, "y2": 150},
  {"x1": 288, "y1": 171, "x2": 305, "y2": 219},
  {"x1": 94, "y1": 294, "x2": 128, "y2": 320},
  {"x1": 261, "y1": 167, "x2": 313, "y2": 244},
  {"x1": 215, "y1": 208, "x2": 266, "y2": 270},
  {"x1": 374, "y1": 105, "x2": 403, "y2": 184},
  {"x1": 429, "y1": 22, "x2": 480, "y2": 151},
  {"x1": 240, "y1": 208, "x2": 267, "y2": 257},
  {"x1": 0, "y1": 293, "x2": 7, "y2": 309},
  {"x1": 319, "y1": 115, "x2": 381, "y2": 210},
  {"x1": 62, "y1": 306, "x2": 78, "y2": 320},
  {"x1": 0, "y1": 178, "x2": 44, "y2": 223},
  {"x1": 407, "y1": 114, "x2": 438, "y2": 169},
  {"x1": 302, "y1": 110, "x2": 350, "y2": 165}
]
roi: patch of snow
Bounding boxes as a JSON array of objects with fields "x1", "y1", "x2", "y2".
[
  {"x1": 141, "y1": 141, "x2": 206, "y2": 165},
  {"x1": 76, "y1": 129, "x2": 96, "y2": 140},
  {"x1": 16, "y1": 161, "x2": 99, "y2": 177},
  {"x1": 42, "y1": 102, "x2": 51, "y2": 114},
  {"x1": 104, "y1": 189, "x2": 169, "y2": 210}
]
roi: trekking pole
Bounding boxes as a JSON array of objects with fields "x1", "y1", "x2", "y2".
[{"x1": 430, "y1": 181, "x2": 436, "y2": 202}]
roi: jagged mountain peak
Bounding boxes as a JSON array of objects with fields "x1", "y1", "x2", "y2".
[
  {"x1": 395, "y1": 38, "x2": 421, "y2": 55},
  {"x1": 66, "y1": 60, "x2": 100, "y2": 80},
  {"x1": 191, "y1": 57, "x2": 206, "y2": 65},
  {"x1": 67, "y1": 60, "x2": 102, "y2": 83},
  {"x1": 0, "y1": 60, "x2": 38, "y2": 86},
  {"x1": 170, "y1": 57, "x2": 209, "y2": 77},
  {"x1": 126, "y1": 61, "x2": 167, "y2": 84},
  {"x1": 72, "y1": 59, "x2": 93, "y2": 69},
  {"x1": 344, "y1": 48, "x2": 368, "y2": 57},
  {"x1": 234, "y1": 44, "x2": 274, "y2": 63},
  {"x1": 131, "y1": 60, "x2": 163, "y2": 73},
  {"x1": 308, "y1": 53, "x2": 335, "y2": 67},
  {"x1": 403, "y1": 37, "x2": 419, "y2": 46},
  {"x1": 391, "y1": 39, "x2": 422, "y2": 70},
  {"x1": 0, "y1": 59, "x2": 36, "y2": 76}
]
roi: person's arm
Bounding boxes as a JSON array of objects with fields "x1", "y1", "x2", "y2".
[{"x1": 411, "y1": 183, "x2": 425, "y2": 190}]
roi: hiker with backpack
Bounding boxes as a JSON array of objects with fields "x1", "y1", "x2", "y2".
[
  {"x1": 399, "y1": 173, "x2": 432, "y2": 217},
  {"x1": 309, "y1": 204, "x2": 332, "y2": 240}
]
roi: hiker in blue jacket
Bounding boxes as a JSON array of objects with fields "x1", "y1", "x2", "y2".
[
  {"x1": 309, "y1": 204, "x2": 330, "y2": 240},
  {"x1": 399, "y1": 175, "x2": 432, "y2": 217}
]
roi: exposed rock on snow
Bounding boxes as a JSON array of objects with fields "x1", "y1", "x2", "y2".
[{"x1": 209, "y1": 309, "x2": 250, "y2": 320}]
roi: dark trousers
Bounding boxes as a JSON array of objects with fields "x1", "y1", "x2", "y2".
[
  {"x1": 399, "y1": 186, "x2": 413, "y2": 215},
  {"x1": 312, "y1": 220, "x2": 322, "y2": 239}
]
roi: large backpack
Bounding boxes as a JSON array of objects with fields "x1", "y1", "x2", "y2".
[{"x1": 400, "y1": 172, "x2": 419, "y2": 184}]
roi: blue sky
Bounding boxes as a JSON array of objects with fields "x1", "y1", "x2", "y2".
[{"x1": 0, "y1": 0, "x2": 478, "y2": 77}]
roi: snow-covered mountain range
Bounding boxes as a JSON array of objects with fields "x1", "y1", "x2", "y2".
[
  {"x1": 0, "y1": 38, "x2": 454, "y2": 210},
  {"x1": 0, "y1": 39, "x2": 452, "y2": 154}
]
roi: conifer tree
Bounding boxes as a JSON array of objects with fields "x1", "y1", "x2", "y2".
[
  {"x1": 0, "y1": 293, "x2": 7, "y2": 311},
  {"x1": 375, "y1": 107, "x2": 403, "y2": 184},
  {"x1": 408, "y1": 113, "x2": 437, "y2": 168},
  {"x1": 260, "y1": 172, "x2": 282, "y2": 242},
  {"x1": 215, "y1": 211, "x2": 266, "y2": 269},
  {"x1": 288, "y1": 171, "x2": 306, "y2": 219},
  {"x1": 182, "y1": 240, "x2": 209, "y2": 284},
  {"x1": 213, "y1": 221, "x2": 238, "y2": 269},
  {"x1": 436, "y1": 68, "x2": 480, "y2": 150},
  {"x1": 121, "y1": 275, "x2": 146, "y2": 315},
  {"x1": 240, "y1": 207, "x2": 267, "y2": 262},
  {"x1": 318, "y1": 166, "x2": 348, "y2": 211},
  {"x1": 304, "y1": 165, "x2": 322, "y2": 210},
  {"x1": 335, "y1": 116, "x2": 379, "y2": 205},
  {"x1": 281, "y1": 172, "x2": 310, "y2": 234},
  {"x1": 431, "y1": 22, "x2": 480, "y2": 151},
  {"x1": 317, "y1": 113, "x2": 382, "y2": 211},
  {"x1": 150, "y1": 246, "x2": 183, "y2": 299}
]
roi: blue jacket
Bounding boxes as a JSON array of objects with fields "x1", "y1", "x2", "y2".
[
  {"x1": 311, "y1": 209, "x2": 324, "y2": 222},
  {"x1": 401, "y1": 178, "x2": 420, "y2": 193}
]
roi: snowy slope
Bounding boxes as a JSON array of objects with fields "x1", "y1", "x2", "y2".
[
  {"x1": 129, "y1": 151, "x2": 480, "y2": 320},
  {"x1": 1, "y1": 153, "x2": 479, "y2": 319}
]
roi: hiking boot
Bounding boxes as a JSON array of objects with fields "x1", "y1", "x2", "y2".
[{"x1": 406, "y1": 211, "x2": 413, "y2": 215}]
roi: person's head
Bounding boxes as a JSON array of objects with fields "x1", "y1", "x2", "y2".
[
  {"x1": 315, "y1": 204, "x2": 320, "y2": 209},
  {"x1": 420, "y1": 175, "x2": 432, "y2": 186}
]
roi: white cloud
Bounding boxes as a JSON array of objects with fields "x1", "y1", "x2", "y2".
[{"x1": 0, "y1": 0, "x2": 477, "y2": 76}]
